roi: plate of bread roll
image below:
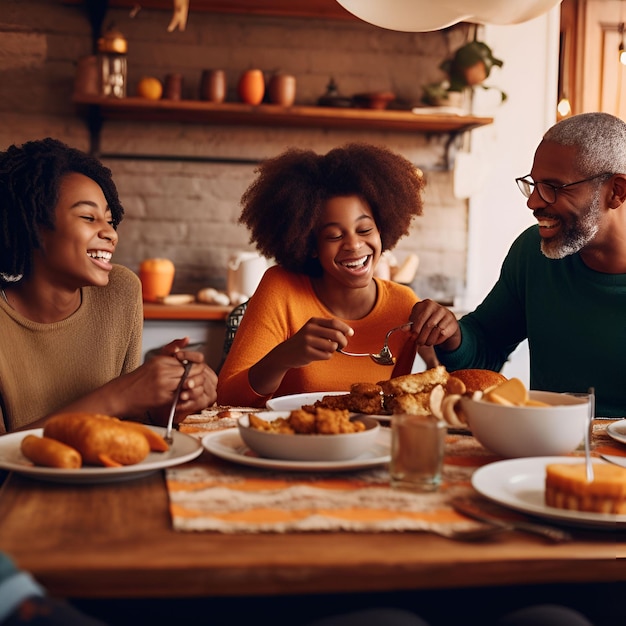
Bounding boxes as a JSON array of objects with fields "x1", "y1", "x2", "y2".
[{"x1": 0, "y1": 413, "x2": 202, "y2": 483}]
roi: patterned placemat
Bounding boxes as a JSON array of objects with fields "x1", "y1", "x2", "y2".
[{"x1": 167, "y1": 415, "x2": 620, "y2": 534}]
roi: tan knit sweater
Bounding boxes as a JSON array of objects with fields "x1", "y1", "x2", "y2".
[{"x1": 0, "y1": 265, "x2": 143, "y2": 433}]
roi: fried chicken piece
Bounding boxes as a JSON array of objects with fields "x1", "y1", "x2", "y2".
[
  {"x1": 313, "y1": 394, "x2": 353, "y2": 411},
  {"x1": 288, "y1": 409, "x2": 317, "y2": 434},
  {"x1": 314, "y1": 407, "x2": 365, "y2": 434},
  {"x1": 347, "y1": 394, "x2": 385, "y2": 414},
  {"x1": 386, "y1": 392, "x2": 432, "y2": 415},
  {"x1": 248, "y1": 413, "x2": 294, "y2": 433},
  {"x1": 350, "y1": 382, "x2": 383, "y2": 397},
  {"x1": 378, "y1": 365, "x2": 449, "y2": 396}
]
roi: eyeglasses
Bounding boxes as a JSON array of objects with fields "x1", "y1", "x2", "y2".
[{"x1": 515, "y1": 173, "x2": 612, "y2": 204}]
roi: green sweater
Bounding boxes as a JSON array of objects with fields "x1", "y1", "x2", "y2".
[{"x1": 436, "y1": 226, "x2": 626, "y2": 417}]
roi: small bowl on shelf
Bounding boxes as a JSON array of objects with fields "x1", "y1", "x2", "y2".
[{"x1": 352, "y1": 91, "x2": 396, "y2": 110}]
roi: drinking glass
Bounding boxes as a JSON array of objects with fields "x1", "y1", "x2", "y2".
[{"x1": 390, "y1": 413, "x2": 446, "y2": 492}]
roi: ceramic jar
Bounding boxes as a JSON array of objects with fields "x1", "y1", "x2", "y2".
[
  {"x1": 200, "y1": 69, "x2": 227, "y2": 103},
  {"x1": 268, "y1": 73, "x2": 296, "y2": 106},
  {"x1": 164, "y1": 73, "x2": 183, "y2": 100},
  {"x1": 74, "y1": 55, "x2": 99, "y2": 96}
]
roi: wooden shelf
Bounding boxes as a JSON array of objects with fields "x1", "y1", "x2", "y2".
[
  {"x1": 143, "y1": 301, "x2": 232, "y2": 321},
  {"x1": 73, "y1": 94, "x2": 493, "y2": 134},
  {"x1": 65, "y1": 0, "x2": 357, "y2": 20}
]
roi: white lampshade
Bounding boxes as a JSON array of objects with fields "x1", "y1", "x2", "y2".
[{"x1": 335, "y1": 0, "x2": 564, "y2": 32}]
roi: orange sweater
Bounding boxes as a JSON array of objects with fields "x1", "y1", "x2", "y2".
[{"x1": 217, "y1": 265, "x2": 419, "y2": 407}]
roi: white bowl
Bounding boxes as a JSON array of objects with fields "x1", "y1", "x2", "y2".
[
  {"x1": 460, "y1": 390, "x2": 589, "y2": 458},
  {"x1": 237, "y1": 411, "x2": 380, "y2": 461}
]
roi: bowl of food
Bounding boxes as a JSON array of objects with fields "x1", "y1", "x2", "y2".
[
  {"x1": 459, "y1": 379, "x2": 590, "y2": 458},
  {"x1": 238, "y1": 409, "x2": 380, "y2": 461}
]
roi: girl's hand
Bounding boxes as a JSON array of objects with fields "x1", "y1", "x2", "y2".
[
  {"x1": 277, "y1": 317, "x2": 354, "y2": 368},
  {"x1": 248, "y1": 318, "x2": 353, "y2": 397},
  {"x1": 409, "y1": 299, "x2": 461, "y2": 350}
]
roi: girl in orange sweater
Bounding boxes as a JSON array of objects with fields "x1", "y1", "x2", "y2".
[{"x1": 217, "y1": 143, "x2": 437, "y2": 407}]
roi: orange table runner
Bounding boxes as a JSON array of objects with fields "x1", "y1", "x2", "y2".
[{"x1": 166, "y1": 410, "x2": 623, "y2": 534}]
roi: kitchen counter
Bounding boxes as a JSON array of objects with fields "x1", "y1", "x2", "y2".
[{"x1": 142, "y1": 301, "x2": 233, "y2": 370}]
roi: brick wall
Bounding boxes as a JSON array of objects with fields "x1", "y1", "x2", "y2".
[{"x1": 0, "y1": 0, "x2": 470, "y2": 300}]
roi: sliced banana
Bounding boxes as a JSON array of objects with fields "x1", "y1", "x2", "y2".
[
  {"x1": 428, "y1": 384, "x2": 445, "y2": 421},
  {"x1": 441, "y1": 394, "x2": 466, "y2": 428}
]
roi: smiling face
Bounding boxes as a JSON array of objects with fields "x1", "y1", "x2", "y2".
[
  {"x1": 35, "y1": 172, "x2": 118, "y2": 289},
  {"x1": 528, "y1": 141, "x2": 605, "y2": 259},
  {"x1": 313, "y1": 195, "x2": 382, "y2": 289}
]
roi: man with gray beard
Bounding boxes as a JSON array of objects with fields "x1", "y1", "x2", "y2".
[{"x1": 408, "y1": 112, "x2": 626, "y2": 417}]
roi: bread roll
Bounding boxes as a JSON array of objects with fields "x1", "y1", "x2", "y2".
[
  {"x1": 450, "y1": 369, "x2": 507, "y2": 394},
  {"x1": 43, "y1": 413, "x2": 151, "y2": 467},
  {"x1": 21, "y1": 434, "x2": 82, "y2": 469}
]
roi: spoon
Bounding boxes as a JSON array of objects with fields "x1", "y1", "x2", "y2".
[{"x1": 337, "y1": 322, "x2": 413, "y2": 365}]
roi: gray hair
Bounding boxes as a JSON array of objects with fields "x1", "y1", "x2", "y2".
[{"x1": 543, "y1": 112, "x2": 626, "y2": 176}]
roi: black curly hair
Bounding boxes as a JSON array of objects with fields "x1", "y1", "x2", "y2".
[
  {"x1": 239, "y1": 142, "x2": 426, "y2": 276},
  {"x1": 0, "y1": 138, "x2": 124, "y2": 282}
]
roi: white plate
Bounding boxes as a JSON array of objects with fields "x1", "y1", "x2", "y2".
[
  {"x1": 607, "y1": 419, "x2": 626, "y2": 445},
  {"x1": 202, "y1": 428, "x2": 391, "y2": 472},
  {"x1": 472, "y1": 456, "x2": 626, "y2": 530},
  {"x1": 267, "y1": 392, "x2": 392, "y2": 423},
  {"x1": 0, "y1": 427, "x2": 202, "y2": 484},
  {"x1": 266, "y1": 391, "x2": 347, "y2": 411}
]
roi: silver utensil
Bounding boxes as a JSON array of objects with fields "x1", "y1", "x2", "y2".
[
  {"x1": 584, "y1": 386, "x2": 595, "y2": 482},
  {"x1": 429, "y1": 523, "x2": 510, "y2": 542},
  {"x1": 451, "y1": 497, "x2": 572, "y2": 543},
  {"x1": 164, "y1": 359, "x2": 193, "y2": 444},
  {"x1": 600, "y1": 454, "x2": 626, "y2": 469},
  {"x1": 337, "y1": 322, "x2": 413, "y2": 365}
]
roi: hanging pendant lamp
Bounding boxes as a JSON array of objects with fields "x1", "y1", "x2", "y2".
[{"x1": 335, "y1": 0, "x2": 564, "y2": 32}]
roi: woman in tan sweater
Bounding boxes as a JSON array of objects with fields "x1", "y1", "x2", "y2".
[{"x1": 0, "y1": 138, "x2": 217, "y2": 433}]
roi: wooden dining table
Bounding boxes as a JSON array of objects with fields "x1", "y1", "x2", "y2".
[{"x1": 0, "y1": 412, "x2": 625, "y2": 624}]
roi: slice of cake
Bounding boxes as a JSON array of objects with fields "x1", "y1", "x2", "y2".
[{"x1": 545, "y1": 463, "x2": 626, "y2": 515}]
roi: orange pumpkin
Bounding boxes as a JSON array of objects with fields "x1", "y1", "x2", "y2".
[
  {"x1": 139, "y1": 258, "x2": 175, "y2": 302},
  {"x1": 237, "y1": 69, "x2": 265, "y2": 105}
]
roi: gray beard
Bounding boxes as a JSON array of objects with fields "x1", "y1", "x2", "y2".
[{"x1": 540, "y1": 193, "x2": 601, "y2": 259}]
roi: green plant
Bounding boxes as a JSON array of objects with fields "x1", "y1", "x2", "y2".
[{"x1": 422, "y1": 39, "x2": 506, "y2": 106}]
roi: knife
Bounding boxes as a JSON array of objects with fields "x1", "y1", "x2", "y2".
[
  {"x1": 165, "y1": 359, "x2": 193, "y2": 444},
  {"x1": 451, "y1": 497, "x2": 572, "y2": 543}
]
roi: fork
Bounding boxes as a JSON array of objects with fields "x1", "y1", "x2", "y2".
[
  {"x1": 164, "y1": 359, "x2": 193, "y2": 444},
  {"x1": 337, "y1": 322, "x2": 413, "y2": 365},
  {"x1": 451, "y1": 497, "x2": 572, "y2": 543},
  {"x1": 428, "y1": 524, "x2": 508, "y2": 541}
]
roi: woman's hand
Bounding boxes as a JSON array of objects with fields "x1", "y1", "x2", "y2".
[
  {"x1": 148, "y1": 338, "x2": 218, "y2": 424},
  {"x1": 409, "y1": 299, "x2": 461, "y2": 351}
]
